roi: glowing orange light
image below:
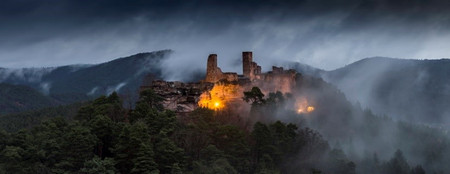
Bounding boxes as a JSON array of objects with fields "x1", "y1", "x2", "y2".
[
  {"x1": 198, "y1": 83, "x2": 242, "y2": 110},
  {"x1": 307, "y1": 106, "x2": 315, "y2": 112},
  {"x1": 296, "y1": 98, "x2": 315, "y2": 114}
]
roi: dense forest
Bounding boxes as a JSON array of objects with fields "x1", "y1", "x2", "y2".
[
  {"x1": 0, "y1": 83, "x2": 91, "y2": 116},
  {"x1": 0, "y1": 87, "x2": 439, "y2": 174},
  {"x1": 0, "y1": 102, "x2": 84, "y2": 132},
  {"x1": 0, "y1": 83, "x2": 58, "y2": 114}
]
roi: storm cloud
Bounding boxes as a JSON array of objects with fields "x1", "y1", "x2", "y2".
[{"x1": 1, "y1": 0, "x2": 450, "y2": 77}]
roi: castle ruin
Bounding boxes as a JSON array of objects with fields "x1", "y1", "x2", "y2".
[{"x1": 142, "y1": 51, "x2": 298, "y2": 113}]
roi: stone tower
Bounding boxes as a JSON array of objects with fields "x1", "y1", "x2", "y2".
[
  {"x1": 242, "y1": 52, "x2": 253, "y2": 79},
  {"x1": 205, "y1": 54, "x2": 218, "y2": 82},
  {"x1": 207, "y1": 54, "x2": 217, "y2": 72}
]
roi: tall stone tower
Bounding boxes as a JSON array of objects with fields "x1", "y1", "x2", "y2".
[
  {"x1": 207, "y1": 54, "x2": 217, "y2": 71},
  {"x1": 205, "y1": 54, "x2": 219, "y2": 82},
  {"x1": 242, "y1": 52, "x2": 253, "y2": 79}
]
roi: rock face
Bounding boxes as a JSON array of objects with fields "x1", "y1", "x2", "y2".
[
  {"x1": 142, "y1": 51, "x2": 299, "y2": 113},
  {"x1": 142, "y1": 80, "x2": 214, "y2": 113}
]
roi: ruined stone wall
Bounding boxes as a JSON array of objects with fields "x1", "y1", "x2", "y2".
[
  {"x1": 256, "y1": 65, "x2": 262, "y2": 75},
  {"x1": 259, "y1": 69, "x2": 297, "y2": 93},
  {"x1": 272, "y1": 66, "x2": 284, "y2": 74},
  {"x1": 251, "y1": 62, "x2": 258, "y2": 78},
  {"x1": 222, "y1": 72, "x2": 238, "y2": 82}
]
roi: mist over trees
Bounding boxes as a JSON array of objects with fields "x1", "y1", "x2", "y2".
[
  {"x1": 292, "y1": 75, "x2": 450, "y2": 174},
  {"x1": 1, "y1": 72, "x2": 449, "y2": 173},
  {"x1": 0, "y1": 90, "x2": 330, "y2": 173},
  {"x1": 0, "y1": 88, "x2": 445, "y2": 173},
  {"x1": 323, "y1": 57, "x2": 450, "y2": 126}
]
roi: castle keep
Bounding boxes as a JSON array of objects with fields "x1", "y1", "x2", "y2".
[{"x1": 143, "y1": 52, "x2": 298, "y2": 113}]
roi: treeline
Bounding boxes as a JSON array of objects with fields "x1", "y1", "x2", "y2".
[
  {"x1": 0, "y1": 88, "x2": 435, "y2": 174},
  {"x1": 0, "y1": 102, "x2": 85, "y2": 132},
  {"x1": 0, "y1": 90, "x2": 328, "y2": 173}
]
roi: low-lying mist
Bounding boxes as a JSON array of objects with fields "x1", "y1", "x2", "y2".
[
  {"x1": 322, "y1": 57, "x2": 450, "y2": 128},
  {"x1": 216, "y1": 73, "x2": 450, "y2": 173}
]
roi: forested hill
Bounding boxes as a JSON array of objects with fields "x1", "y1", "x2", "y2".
[
  {"x1": 0, "y1": 83, "x2": 58, "y2": 114},
  {"x1": 323, "y1": 57, "x2": 450, "y2": 125},
  {"x1": 1, "y1": 72, "x2": 449, "y2": 173},
  {"x1": 0, "y1": 50, "x2": 169, "y2": 114},
  {"x1": 0, "y1": 50, "x2": 169, "y2": 96},
  {"x1": 1, "y1": 77, "x2": 448, "y2": 173}
]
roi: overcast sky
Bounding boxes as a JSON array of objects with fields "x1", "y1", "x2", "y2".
[{"x1": 1, "y1": 0, "x2": 450, "y2": 71}]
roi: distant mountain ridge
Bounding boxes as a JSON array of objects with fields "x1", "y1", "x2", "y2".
[
  {"x1": 0, "y1": 50, "x2": 170, "y2": 114},
  {"x1": 323, "y1": 57, "x2": 450, "y2": 125},
  {"x1": 0, "y1": 50, "x2": 169, "y2": 95}
]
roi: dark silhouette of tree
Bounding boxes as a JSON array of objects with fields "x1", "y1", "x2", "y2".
[
  {"x1": 383, "y1": 149, "x2": 410, "y2": 174},
  {"x1": 326, "y1": 149, "x2": 356, "y2": 174},
  {"x1": 243, "y1": 87, "x2": 266, "y2": 106},
  {"x1": 410, "y1": 165, "x2": 426, "y2": 174}
]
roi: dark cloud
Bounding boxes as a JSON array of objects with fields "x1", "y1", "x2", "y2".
[{"x1": 1, "y1": 0, "x2": 450, "y2": 73}]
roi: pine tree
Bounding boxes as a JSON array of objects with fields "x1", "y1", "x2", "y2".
[
  {"x1": 131, "y1": 143, "x2": 159, "y2": 174},
  {"x1": 113, "y1": 123, "x2": 143, "y2": 173},
  {"x1": 88, "y1": 114, "x2": 118, "y2": 158},
  {"x1": 410, "y1": 165, "x2": 426, "y2": 174},
  {"x1": 153, "y1": 137, "x2": 185, "y2": 173},
  {"x1": 53, "y1": 125, "x2": 96, "y2": 173},
  {"x1": 243, "y1": 87, "x2": 266, "y2": 105},
  {"x1": 383, "y1": 149, "x2": 410, "y2": 174},
  {"x1": 79, "y1": 156, "x2": 117, "y2": 174},
  {"x1": 251, "y1": 122, "x2": 273, "y2": 164}
]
